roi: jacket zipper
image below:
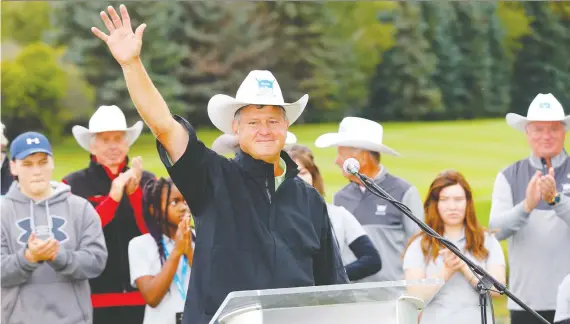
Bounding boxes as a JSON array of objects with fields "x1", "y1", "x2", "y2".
[{"x1": 265, "y1": 178, "x2": 272, "y2": 203}]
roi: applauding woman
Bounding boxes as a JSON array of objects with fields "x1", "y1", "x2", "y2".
[
  {"x1": 128, "y1": 178, "x2": 194, "y2": 324},
  {"x1": 403, "y1": 170, "x2": 506, "y2": 324}
]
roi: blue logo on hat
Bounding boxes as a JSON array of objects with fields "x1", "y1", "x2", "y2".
[
  {"x1": 256, "y1": 78, "x2": 275, "y2": 97},
  {"x1": 539, "y1": 102, "x2": 551, "y2": 109},
  {"x1": 10, "y1": 132, "x2": 53, "y2": 160}
]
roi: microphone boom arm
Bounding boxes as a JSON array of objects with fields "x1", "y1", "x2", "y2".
[{"x1": 350, "y1": 170, "x2": 551, "y2": 324}]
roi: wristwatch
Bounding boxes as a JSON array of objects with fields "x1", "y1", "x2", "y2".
[{"x1": 548, "y1": 192, "x2": 561, "y2": 206}]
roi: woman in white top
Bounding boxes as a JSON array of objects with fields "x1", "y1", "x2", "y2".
[
  {"x1": 128, "y1": 178, "x2": 194, "y2": 324},
  {"x1": 402, "y1": 170, "x2": 506, "y2": 324},
  {"x1": 285, "y1": 144, "x2": 382, "y2": 281}
]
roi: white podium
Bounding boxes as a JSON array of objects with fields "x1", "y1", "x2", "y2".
[{"x1": 208, "y1": 279, "x2": 444, "y2": 324}]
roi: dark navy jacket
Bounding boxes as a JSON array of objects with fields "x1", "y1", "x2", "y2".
[
  {"x1": 157, "y1": 116, "x2": 349, "y2": 324},
  {"x1": 1, "y1": 156, "x2": 14, "y2": 196}
]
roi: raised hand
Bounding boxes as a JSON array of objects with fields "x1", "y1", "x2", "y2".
[
  {"x1": 173, "y1": 221, "x2": 188, "y2": 257},
  {"x1": 125, "y1": 156, "x2": 143, "y2": 195},
  {"x1": 109, "y1": 171, "x2": 131, "y2": 202},
  {"x1": 538, "y1": 167, "x2": 557, "y2": 203},
  {"x1": 91, "y1": 5, "x2": 147, "y2": 66}
]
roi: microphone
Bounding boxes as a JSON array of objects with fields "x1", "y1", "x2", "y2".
[
  {"x1": 343, "y1": 158, "x2": 360, "y2": 175},
  {"x1": 540, "y1": 157, "x2": 552, "y2": 175}
]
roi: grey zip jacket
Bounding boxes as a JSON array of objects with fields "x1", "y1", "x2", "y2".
[{"x1": 1, "y1": 181, "x2": 108, "y2": 324}]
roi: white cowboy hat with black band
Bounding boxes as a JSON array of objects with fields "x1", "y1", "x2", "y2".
[
  {"x1": 72, "y1": 105, "x2": 143, "y2": 151},
  {"x1": 315, "y1": 117, "x2": 399, "y2": 156},
  {"x1": 207, "y1": 70, "x2": 309, "y2": 134},
  {"x1": 507, "y1": 93, "x2": 570, "y2": 132},
  {"x1": 212, "y1": 131, "x2": 297, "y2": 156}
]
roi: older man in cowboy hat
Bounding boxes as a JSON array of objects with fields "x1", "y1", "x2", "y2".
[
  {"x1": 315, "y1": 117, "x2": 424, "y2": 284},
  {"x1": 91, "y1": 5, "x2": 347, "y2": 324},
  {"x1": 489, "y1": 93, "x2": 570, "y2": 324},
  {"x1": 1, "y1": 122, "x2": 14, "y2": 196},
  {"x1": 63, "y1": 105, "x2": 155, "y2": 324}
]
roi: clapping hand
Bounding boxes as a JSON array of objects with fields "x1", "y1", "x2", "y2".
[
  {"x1": 439, "y1": 248, "x2": 466, "y2": 281},
  {"x1": 25, "y1": 232, "x2": 59, "y2": 263},
  {"x1": 173, "y1": 216, "x2": 193, "y2": 258},
  {"x1": 538, "y1": 167, "x2": 557, "y2": 203},
  {"x1": 125, "y1": 156, "x2": 143, "y2": 195}
]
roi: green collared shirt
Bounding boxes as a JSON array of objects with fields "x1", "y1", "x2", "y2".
[{"x1": 274, "y1": 158, "x2": 287, "y2": 190}]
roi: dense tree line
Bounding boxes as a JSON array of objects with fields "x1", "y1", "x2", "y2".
[{"x1": 2, "y1": 2, "x2": 570, "y2": 138}]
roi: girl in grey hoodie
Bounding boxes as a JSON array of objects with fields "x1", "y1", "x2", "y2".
[{"x1": 1, "y1": 131, "x2": 108, "y2": 324}]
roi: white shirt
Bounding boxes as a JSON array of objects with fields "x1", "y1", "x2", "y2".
[
  {"x1": 403, "y1": 231, "x2": 505, "y2": 324},
  {"x1": 326, "y1": 204, "x2": 367, "y2": 264},
  {"x1": 128, "y1": 234, "x2": 192, "y2": 324}
]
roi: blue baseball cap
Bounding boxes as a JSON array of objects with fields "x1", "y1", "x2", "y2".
[{"x1": 10, "y1": 132, "x2": 53, "y2": 160}]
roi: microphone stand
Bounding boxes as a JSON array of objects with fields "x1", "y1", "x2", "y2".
[{"x1": 349, "y1": 169, "x2": 551, "y2": 324}]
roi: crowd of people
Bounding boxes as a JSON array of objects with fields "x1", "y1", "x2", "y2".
[{"x1": 1, "y1": 4, "x2": 570, "y2": 324}]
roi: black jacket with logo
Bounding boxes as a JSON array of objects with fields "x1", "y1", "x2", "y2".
[{"x1": 158, "y1": 116, "x2": 349, "y2": 324}]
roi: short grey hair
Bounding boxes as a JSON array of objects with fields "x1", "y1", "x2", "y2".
[{"x1": 233, "y1": 105, "x2": 288, "y2": 122}]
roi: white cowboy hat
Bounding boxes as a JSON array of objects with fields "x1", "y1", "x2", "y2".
[
  {"x1": 315, "y1": 117, "x2": 399, "y2": 156},
  {"x1": 211, "y1": 131, "x2": 297, "y2": 155},
  {"x1": 72, "y1": 105, "x2": 143, "y2": 151},
  {"x1": 207, "y1": 70, "x2": 309, "y2": 134},
  {"x1": 506, "y1": 93, "x2": 570, "y2": 132}
]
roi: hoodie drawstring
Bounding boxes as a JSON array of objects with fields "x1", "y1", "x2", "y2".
[{"x1": 29, "y1": 200, "x2": 53, "y2": 238}]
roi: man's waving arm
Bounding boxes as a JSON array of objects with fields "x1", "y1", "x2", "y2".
[{"x1": 91, "y1": 5, "x2": 186, "y2": 162}]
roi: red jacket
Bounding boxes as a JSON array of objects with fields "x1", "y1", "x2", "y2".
[{"x1": 63, "y1": 156, "x2": 155, "y2": 308}]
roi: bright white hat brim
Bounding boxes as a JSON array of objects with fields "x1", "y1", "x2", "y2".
[
  {"x1": 506, "y1": 113, "x2": 570, "y2": 132},
  {"x1": 207, "y1": 94, "x2": 309, "y2": 134},
  {"x1": 211, "y1": 134, "x2": 240, "y2": 155},
  {"x1": 211, "y1": 131, "x2": 297, "y2": 155},
  {"x1": 315, "y1": 133, "x2": 400, "y2": 156},
  {"x1": 72, "y1": 121, "x2": 144, "y2": 152}
]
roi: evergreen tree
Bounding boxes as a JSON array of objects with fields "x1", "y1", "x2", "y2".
[
  {"x1": 421, "y1": 2, "x2": 465, "y2": 119},
  {"x1": 53, "y1": 2, "x2": 187, "y2": 121},
  {"x1": 368, "y1": 2, "x2": 442, "y2": 121},
  {"x1": 510, "y1": 2, "x2": 570, "y2": 115},
  {"x1": 176, "y1": 2, "x2": 277, "y2": 125},
  {"x1": 451, "y1": 2, "x2": 493, "y2": 118},
  {"x1": 54, "y1": 2, "x2": 277, "y2": 125},
  {"x1": 485, "y1": 2, "x2": 513, "y2": 115},
  {"x1": 257, "y1": 2, "x2": 358, "y2": 122}
]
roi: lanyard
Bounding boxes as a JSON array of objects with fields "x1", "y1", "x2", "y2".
[{"x1": 162, "y1": 239, "x2": 189, "y2": 300}]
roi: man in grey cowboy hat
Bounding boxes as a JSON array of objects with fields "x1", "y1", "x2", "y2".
[
  {"x1": 315, "y1": 116, "x2": 424, "y2": 284},
  {"x1": 91, "y1": 5, "x2": 347, "y2": 324},
  {"x1": 489, "y1": 93, "x2": 570, "y2": 324}
]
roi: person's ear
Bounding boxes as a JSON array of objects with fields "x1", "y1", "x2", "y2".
[
  {"x1": 9, "y1": 160, "x2": 18, "y2": 177},
  {"x1": 232, "y1": 120, "x2": 239, "y2": 135}
]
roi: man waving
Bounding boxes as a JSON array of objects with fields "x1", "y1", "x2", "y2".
[{"x1": 91, "y1": 5, "x2": 348, "y2": 324}]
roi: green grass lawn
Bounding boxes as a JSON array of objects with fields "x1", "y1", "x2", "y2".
[{"x1": 51, "y1": 118, "x2": 568, "y2": 320}]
